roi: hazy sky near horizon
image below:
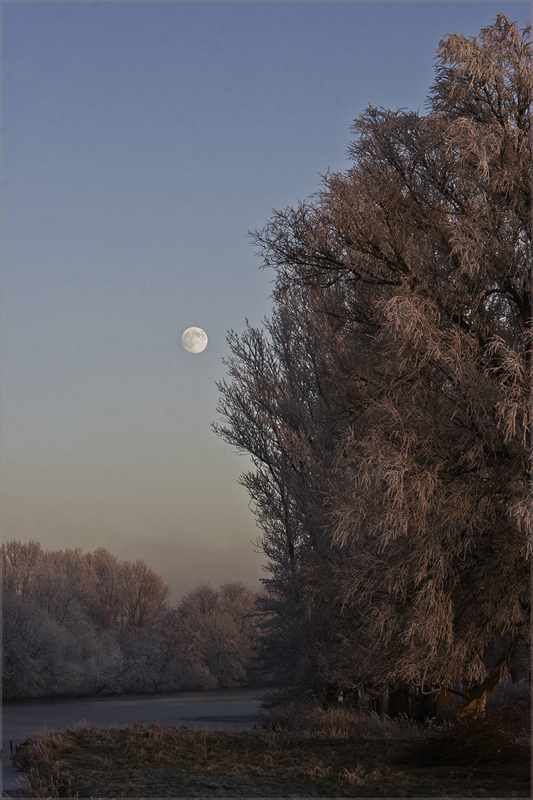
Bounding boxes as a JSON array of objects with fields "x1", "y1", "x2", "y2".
[{"x1": 3, "y1": 1, "x2": 529, "y2": 603}]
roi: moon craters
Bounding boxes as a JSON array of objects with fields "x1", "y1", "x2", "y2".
[{"x1": 182, "y1": 327, "x2": 208, "y2": 353}]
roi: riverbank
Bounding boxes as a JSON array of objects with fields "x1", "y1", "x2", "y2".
[
  {"x1": 8, "y1": 703, "x2": 530, "y2": 798},
  {"x1": 2, "y1": 687, "x2": 265, "y2": 796}
]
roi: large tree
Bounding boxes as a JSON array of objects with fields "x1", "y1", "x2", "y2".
[{"x1": 217, "y1": 15, "x2": 531, "y2": 713}]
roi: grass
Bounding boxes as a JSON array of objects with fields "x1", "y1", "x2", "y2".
[{"x1": 10, "y1": 702, "x2": 530, "y2": 798}]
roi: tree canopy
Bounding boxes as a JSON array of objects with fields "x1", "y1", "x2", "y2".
[
  {"x1": 2, "y1": 541, "x2": 260, "y2": 699},
  {"x1": 215, "y1": 15, "x2": 531, "y2": 713}
]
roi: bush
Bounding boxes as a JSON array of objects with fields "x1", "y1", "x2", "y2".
[{"x1": 259, "y1": 701, "x2": 432, "y2": 739}]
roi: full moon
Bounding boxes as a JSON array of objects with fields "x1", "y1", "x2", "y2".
[{"x1": 182, "y1": 327, "x2": 208, "y2": 354}]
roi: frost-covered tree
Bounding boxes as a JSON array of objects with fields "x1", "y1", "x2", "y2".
[
  {"x1": 214, "y1": 296, "x2": 351, "y2": 701},
  {"x1": 173, "y1": 582, "x2": 260, "y2": 689},
  {"x1": 118, "y1": 558, "x2": 170, "y2": 634},
  {"x1": 1, "y1": 542, "x2": 173, "y2": 698},
  {"x1": 217, "y1": 15, "x2": 531, "y2": 714},
  {"x1": 2, "y1": 540, "x2": 45, "y2": 597},
  {"x1": 84, "y1": 547, "x2": 124, "y2": 628},
  {"x1": 2, "y1": 592, "x2": 65, "y2": 699}
]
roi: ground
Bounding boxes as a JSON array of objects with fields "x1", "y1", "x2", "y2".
[{"x1": 10, "y1": 703, "x2": 531, "y2": 798}]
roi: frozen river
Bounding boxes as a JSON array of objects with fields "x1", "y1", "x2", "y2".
[{"x1": 2, "y1": 687, "x2": 266, "y2": 794}]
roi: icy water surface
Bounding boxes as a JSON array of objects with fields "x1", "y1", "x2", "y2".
[{"x1": 2, "y1": 687, "x2": 265, "y2": 793}]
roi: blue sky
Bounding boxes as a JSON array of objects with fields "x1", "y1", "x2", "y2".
[{"x1": 3, "y1": 2, "x2": 530, "y2": 601}]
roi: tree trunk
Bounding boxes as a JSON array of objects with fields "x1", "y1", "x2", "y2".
[
  {"x1": 436, "y1": 684, "x2": 453, "y2": 720},
  {"x1": 457, "y1": 658, "x2": 508, "y2": 718}
]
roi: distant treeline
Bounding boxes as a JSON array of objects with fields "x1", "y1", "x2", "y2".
[{"x1": 2, "y1": 540, "x2": 261, "y2": 700}]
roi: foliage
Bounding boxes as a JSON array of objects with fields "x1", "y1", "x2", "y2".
[
  {"x1": 2, "y1": 540, "x2": 260, "y2": 699},
  {"x1": 170, "y1": 581, "x2": 260, "y2": 689},
  {"x1": 215, "y1": 15, "x2": 531, "y2": 712}
]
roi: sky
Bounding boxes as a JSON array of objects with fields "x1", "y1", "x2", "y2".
[{"x1": 3, "y1": 1, "x2": 530, "y2": 604}]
